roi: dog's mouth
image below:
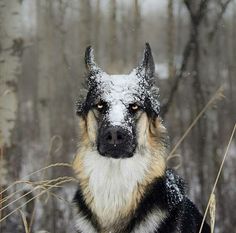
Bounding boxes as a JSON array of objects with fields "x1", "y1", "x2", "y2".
[
  {"x1": 97, "y1": 126, "x2": 136, "y2": 159},
  {"x1": 97, "y1": 144, "x2": 135, "y2": 159}
]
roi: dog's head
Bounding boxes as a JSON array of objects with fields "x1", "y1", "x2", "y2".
[{"x1": 76, "y1": 43, "x2": 167, "y2": 159}]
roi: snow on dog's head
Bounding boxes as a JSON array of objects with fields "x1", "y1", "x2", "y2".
[{"x1": 77, "y1": 43, "x2": 163, "y2": 159}]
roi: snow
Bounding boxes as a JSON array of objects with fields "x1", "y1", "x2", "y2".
[
  {"x1": 166, "y1": 169, "x2": 185, "y2": 209},
  {"x1": 88, "y1": 68, "x2": 160, "y2": 131},
  {"x1": 96, "y1": 71, "x2": 140, "y2": 125}
]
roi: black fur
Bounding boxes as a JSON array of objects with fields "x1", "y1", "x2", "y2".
[
  {"x1": 74, "y1": 185, "x2": 101, "y2": 232},
  {"x1": 73, "y1": 169, "x2": 210, "y2": 233}
]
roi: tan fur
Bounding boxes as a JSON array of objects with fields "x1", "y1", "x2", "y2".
[
  {"x1": 73, "y1": 110, "x2": 168, "y2": 231},
  {"x1": 136, "y1": 113, "x2": 167, "y2": 180}
]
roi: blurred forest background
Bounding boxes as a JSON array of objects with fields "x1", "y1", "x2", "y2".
[{"x1": 0, "y1": 0, "x2": 236, "y2": 232}]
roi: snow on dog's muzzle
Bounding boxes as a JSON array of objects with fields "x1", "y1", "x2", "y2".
[{"x1": 98, "y1": 125, "x2": 136, "y2": 159}]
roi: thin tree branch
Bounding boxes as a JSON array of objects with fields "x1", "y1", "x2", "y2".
[
  {"x1": 184, "y1": 0, "x2": 210, "y2": 25},
  {"x1": 208, "y1": 0, "x2": 233, "y2": 41},
  {"x1": 161, "y1": 34, "x2": 195, "y2": 116},
  {"x1": 161, "y1": 0, "x2": 211, "y2": 117},
  {"x1": 184, "y1": 0, "x2": 195, "y2": 22},
  {"x1": 197, "y1": 0, "x2": 210, "y2": 21}
]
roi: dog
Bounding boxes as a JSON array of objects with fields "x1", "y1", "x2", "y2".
[{"x1": 72, "y1": 43, "x2": 210, "y2": 233}]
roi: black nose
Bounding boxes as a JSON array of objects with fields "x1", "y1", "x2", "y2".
[{"x1": 104, "y1": 127, "x2": 126, "y2": 145}]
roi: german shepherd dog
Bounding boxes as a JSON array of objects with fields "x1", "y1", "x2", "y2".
[{"x1": 73, "y1": 43, "x2": 210, "y2": 233}]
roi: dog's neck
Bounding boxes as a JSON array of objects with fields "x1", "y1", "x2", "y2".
[{"x1": 74, "y1": 149, "x2": 166, "y2": 229}]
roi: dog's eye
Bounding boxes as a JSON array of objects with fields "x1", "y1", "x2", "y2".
[
  {"x1": 96, "y1": 103, "x2": 104, "y2": 109},
  {"x1": 129, "y1": 103, "x2": 140, "y2": 113},
  {"x1": 95, "y1": 101, "x2": 106, "y2": 112}
]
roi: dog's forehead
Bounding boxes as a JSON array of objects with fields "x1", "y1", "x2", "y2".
[
  {"x1": 96, "y1": 70, "x2": 146, "y2": 104},
  {"x1": 91, "y1": 70, "x2": 149, "y2": 127},
  {"x1": 85, "y1": 68, "x2": 160, "y2": 125}
]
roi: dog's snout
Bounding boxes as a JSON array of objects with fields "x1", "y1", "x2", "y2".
[
  {"x1": 104, "y1": 127, "x2": 126, "y2": 145},
  {"x1": 98, "y1": 126, "x2": 135, "y2": 158}
]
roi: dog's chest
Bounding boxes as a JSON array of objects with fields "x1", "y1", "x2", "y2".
[
  {"x1": 75, "y1": 208, "x2": 167, "y2": 233},
  {"x1": 82, "y1": 152, "x2": 150, "y2": 226}
]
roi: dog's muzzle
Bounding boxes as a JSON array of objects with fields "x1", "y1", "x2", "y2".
[{"x1": 98, "y1": 126, "x2": 135, "y2": 158}]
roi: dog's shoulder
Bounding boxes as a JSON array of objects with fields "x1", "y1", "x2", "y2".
[
  {"x1": 158, "y1": 197, "x2": 210, "y2": 233},
  {"x1": 129, "y1": 169, "x2": 210, "y2": 233},
  {"x1": 157, "y1": 169, "x2": 210, "y2": 233},
  {"x1": 126, "y1": 169, "x2": 184, "y2": 232}
]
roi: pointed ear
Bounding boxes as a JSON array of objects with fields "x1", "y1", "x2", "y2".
[
  {"x1": 136, "y1": 43, "x2": 155, "y2": 86},
  {"x1": 84, "y1": 46, "x2": 102, "y2": 75}
]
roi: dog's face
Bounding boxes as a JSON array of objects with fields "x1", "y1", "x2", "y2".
[{"x1": 77, "y1": 43, "x2": 163, "y2": 159}]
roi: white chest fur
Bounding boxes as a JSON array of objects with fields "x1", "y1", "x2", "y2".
[
  {"x1": 82, "y1": 151, "x2": 151, "y2": 226},
  {"x1": 132, "y1": 209, "x2": 167, "y2": 233},
  {"x1": 75, "y1": 208, "x2": 167, "y2": 233}
]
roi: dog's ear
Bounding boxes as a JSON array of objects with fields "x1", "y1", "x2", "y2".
[
  {"x1": 136, "y1": 43, "x2": 155, "y2": 86},
  {"x1": 85, "y1": 46, "x2": 102, "y2": 76}
]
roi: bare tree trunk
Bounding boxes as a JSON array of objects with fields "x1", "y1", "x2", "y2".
[
  {"x1": 94, "y1": 0, "x2": 101, "y2": 52},
  {"x1": 132, "y1": 0, "x2": 141, "y2": 62},
  {"x1": 167, "y1": 0, "x2": 175, "y2": 79},
  {"x1": 109, "y1": 0, "x2": 117, "y2": 70},
  {"x1": 78, "y1": 0, "x2": 91, "y2": 77},
  {"x1": 121, "y1": 4, "x2": 129, "y2": 70},
  {"x1": 191, "y1": 23, "x2": 208, "y2": 206},
  {"x1": 0, "y1": 1, "x2": 22, "y2": 148},
  {"x1": 36, "y1": 0, "x2": 52, "y2": 160},
  {"x1": 80, "y1": 0, "x2": 91, "y2": 49},
  {"x1": 35, "y1": 1, "x2": 53, "y2": 231},
  {"x1": 0, "y1": 1, "x2": 23, "y2": 232}
]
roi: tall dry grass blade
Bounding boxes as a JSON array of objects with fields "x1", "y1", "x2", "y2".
[
  {"x1": 46, "y1": 191, "x2": 73, "y2": 207},
  {"x1": 22, "y1": 188, "x2": 74, "y2": 231},
  {"x1": 28, "y1": 204, "x2": 36, "y2": 233},
  {"x1": 198, "y1": 123, "x2": 236, "y2": 233},
  {"x1": 19, "y1": 210, "x2": 30, "y2": 233},
  {"x1": 0, "y1": 178, "x2": 75, "y2": 223},
  {"x1": 42, "y1": 135, "x2": 63, "y2": 180},
  {"x1": 0, "y1": 181, "x2": 38, "y2": 205},
  {"x1": 0, "y1": 146, "x2": 3, "y2": 232},
  {"x1": 0, "y1": 186, "x2": 40, "y2": 212},
  {"x1": 0, "y1": 176, "x2": 75, "y2": 212},
  {"x1": 0, "y1": 163, "x2": 72, "y2": 196},
  {"x1": 169, "y1": 86, "x2": 224, "y2": 157},
  {"x1": 209, "y1": 193, "x2": 216, "y2": 233},
  {"x1": 0, "y1": 179, "x2": 68, "y2": 205},
  {"x1": 166, "y1": 153, "x2": 182, "y2": 169}
]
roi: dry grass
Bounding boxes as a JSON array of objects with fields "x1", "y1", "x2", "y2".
[
  {"x1": 0, "y1": 132, "x2": 74, "y2": 232},
  {"x1": 209, "y1": 194, "x2": 216, "y2": 233},
  {"x1": 0, "y1": 146, "x2": 3, "y2": 233},
  {"x1": 1, "y1": 178, "x2": 75, "y2": 229},
  {"x1": 0, "y1": 163, "x2": 72, "y2": 197},
  {"x1": 19, "y1": 210, "x2": 30, "y2": 233},
  {"x1": 0, "y1": 162, "x2": 75, "y2": 233},
  {"x1": 198, "y1": 123, "x2": 236, "y2": 233}
]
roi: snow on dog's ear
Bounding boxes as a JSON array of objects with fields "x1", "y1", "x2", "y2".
[
  {"x1": 136, "y1": 43, "x2": 155, "y2": 87},
  {"x1": 84, "y1": 46, "x2": 104, "y2": 86},
  {"x1": 76, "y1": 46, "x2": 101, "y2": 116},
  {"x1": 85, "y1": 46, "x2": 101, "y2": 73}
]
